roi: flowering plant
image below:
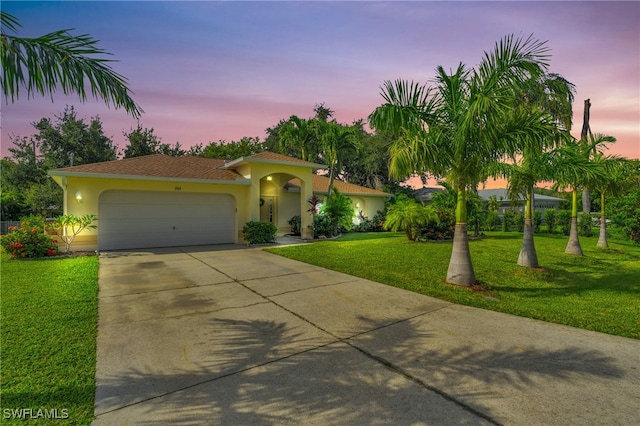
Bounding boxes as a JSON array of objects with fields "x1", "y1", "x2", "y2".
[{"x1": 1, "y1": 215, "x2": 58, "y2": 259}]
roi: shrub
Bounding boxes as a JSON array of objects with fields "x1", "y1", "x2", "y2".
[
  {"x1": 483, "y1": 210, "x2": 500, "y2": 231},
  {"x1": 578, "y1": 211, "x2": 594, "y2": 237},
  {"x1": 353, "y1": 210, "x2": 386, "y2": 233},
  {"x1": 48, "y1": 214, "x2": 97, "y2": 253},
  {"x1": 502, "y1": 210, "x2": 515, "y2": 232},
  {"x1": 544, "y1": 209, "x2": 557, "y2": 234},
  {"x1": 242, "y1": 221, "x2": 277, "y2": 244},
  {"x1": 320, "y1": 189, "x2": 355, "y2": 237},
  {"x1": 415, "y1": 208, "x2": 454, "y2": 241},
  {"x1": 288, "y1": 215, "x2": 301, "y2": 236},
  {"x1": 532, "y1": 210, "x2": 543, "y2": 233},
  {"x1": 1, "y1": 215, "x2": 58, "y2": 259},
  {"x1": 514, "y1": 212, "x2": 525, "y2": 232},
  {"x1": 609, "y1": 189, "x2": 640, "y2": 244},
  {"x1": 313, "y1": 214, "x2": 334, "y2": 239},
  {"x1": 557, "y1": 209, "x2": 572, "y2": 236}
]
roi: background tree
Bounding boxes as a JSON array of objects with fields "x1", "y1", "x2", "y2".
[
  {"x1": 341, "y1": 121, "x2": 395, "y2": 190},
  {"x1": 202, "y1": 137, "x2": 265, "y2": 160},
  {"x1": 123, "y1": 124, "x2": 188, "y2": 158},
  {"x1": 34, "y1": 106, "x2": 118, "y2": 168},
  {"x1": 1, "y1": 11, "x2": 142, "y2": 117},
  {"x1": 369, "y1": 34, "x2": 555, "y2": 286}
]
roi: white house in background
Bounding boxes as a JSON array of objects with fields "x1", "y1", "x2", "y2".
[
  {"x1": 414, "y1": 187, "x2": 566, "y2": 215},
  {"x1": 477, "y1": 189, "x2": 566, "y2": 215}
]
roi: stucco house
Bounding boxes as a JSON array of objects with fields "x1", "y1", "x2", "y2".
[{"x1": 48, "y1": 152, "x2": 389, "y2": 251}]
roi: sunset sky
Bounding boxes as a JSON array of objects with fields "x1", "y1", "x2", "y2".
[{"x1": 2, "y1": 1, "x2": 639, "y2": 174}]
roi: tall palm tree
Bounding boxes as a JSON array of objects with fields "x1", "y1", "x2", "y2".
[
  {"x1": 369, "y1": 34, "x2": 557, "y2": 286},
  {"x1": 493, "y1": 73, "x2": 575, "y2": 267},
  {"x1": 548, "y1": 134, "x2": 611, "y2": 255},
  {"x1": 588, "y1": 149, "x2": 629, "y2": 248},
  {"x1": 318, "y1": 121, "x2": 360, "y2": 196},
  {"x1": 279, "y1": 115, "x2": 317, "y2": 162},
  {"x1": 1, "y1": 11, "x2": 141, "y2": 117}
]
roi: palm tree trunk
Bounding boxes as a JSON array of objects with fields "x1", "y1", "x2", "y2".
[
  {"x1": 518, "y1": 187, "x2": 539, "y2": 267},
  {"x1": 597, "y1": 192, "x2": 608, "y2": 248},
  {"x1": 446, "y1": 188, "x2": 476, "y2": 286},
  {"x1": 565, "y1": 190, "x2": 583, "y2": 255}
]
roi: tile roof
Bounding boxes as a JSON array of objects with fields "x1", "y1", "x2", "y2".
[
  {"x1": 51, "y1": 154, "x2": 244, "y2": 181},
  {"x1": 50, "y1": 152, "x2": 389, "y2": 196},
  {"x1": 225, "y1": 151, "x2": 326, "y2": 168},
  {"x1": 289, "y1": 175, "x2": 390, "y2": 196}
]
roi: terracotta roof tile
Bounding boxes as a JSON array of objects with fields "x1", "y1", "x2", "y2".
[
  {"x1": 245, "y1": 151, "x2": 325, "y2": 167},
  {"x1": 51, "y1": 154, "x2": 244, "y2": 181},
  {"x1": 289, "y1": 175, "x2": 390, "y2": 196}
]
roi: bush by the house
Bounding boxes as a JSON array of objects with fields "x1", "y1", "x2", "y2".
[
  {"x1": 1, "y1": 215, "x2": 58, "y2": 259},
  {"x1": 312, "y1": 214, "x2": 334, "y2": 238},
  {"x1": 48, "y1": 214, "x2": 97, "y2": 253},
  {"x1": 242, "y1": 221, "x2": 277, "y2": 244},
  {"x1": 288, "y1": 215, "x2": 301, "y2": 236},
  {"x1": 320, "y1": 189, "x2": 355, "y2": 237},
  {"x1": 353, "y1": 210, "x2": 386, "y2": 233}
]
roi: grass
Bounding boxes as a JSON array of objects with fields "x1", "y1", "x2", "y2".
[
  {"x1": 0, "y1": 253, "x2": 99, "y2": 425},
  {"x1": 266, "y1": 231, "x2": 640, "y2": 339}
]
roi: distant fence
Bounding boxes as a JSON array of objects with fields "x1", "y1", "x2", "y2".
[{"x1": 1, "y1": 221, "x2": 20, "y2": 234}]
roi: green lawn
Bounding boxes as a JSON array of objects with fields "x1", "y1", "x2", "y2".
[
  {"x1": 266, "y1": 232, "x2": 640, "y2": 339},
  {"x1": 0, "y1": 253, "x2": 99, "y2": 425}
]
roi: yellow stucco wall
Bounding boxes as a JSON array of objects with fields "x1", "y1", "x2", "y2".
[{"x1": 52, "y1": 160, "x2": 387, "y2": 250}]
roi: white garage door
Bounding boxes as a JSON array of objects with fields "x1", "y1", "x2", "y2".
[{"x1": 98, "y1": 191, "x2": 235, "y2": 250}]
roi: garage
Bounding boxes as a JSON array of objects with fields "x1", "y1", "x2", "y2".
[{"x1": 98, "y1": 190, "x2": 235, "y2": 250}]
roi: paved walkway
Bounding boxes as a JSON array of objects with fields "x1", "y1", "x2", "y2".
[{"x1": 94, "y1": 245, "x2": 639, "y2": 425}]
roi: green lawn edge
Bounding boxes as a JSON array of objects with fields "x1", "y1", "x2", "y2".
[{"x1": 266, "y1": 232, "x2": 640, "y2": 339}]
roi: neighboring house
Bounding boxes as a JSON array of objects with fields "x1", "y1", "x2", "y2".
[
  {"x1": 48, "y1": 152, "x2": 389, "y2": 251},
  {"x1": 414, "y1": 187, "x2": 565, "y2": 215},
  {"x1": 476, "y1": 189, "x2": 566, "y2": 215}
]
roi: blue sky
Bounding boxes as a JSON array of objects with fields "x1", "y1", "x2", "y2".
[{"x1": 2, "y1": 1, "x2": 639, "y2": 162}]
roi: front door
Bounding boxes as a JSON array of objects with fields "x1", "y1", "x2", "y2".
[{"x1": 260, "y1": 196, "x2": 277, "y2": 223}]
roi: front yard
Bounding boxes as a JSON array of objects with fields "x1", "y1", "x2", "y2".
[
  {"x1": 267, "y1": 232, "x2": 640, "y2": 339},
  {"x1": 0, "y1": 253, "x2": 99, "y2": 425}
]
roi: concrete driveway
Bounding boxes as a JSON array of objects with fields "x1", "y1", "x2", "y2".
[{"x1": 94, "y1": 245, "x2": 639, "y2": 425}]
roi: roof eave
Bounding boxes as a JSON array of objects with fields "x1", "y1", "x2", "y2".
[{"x1": 47, "y1": 170, "x2": 251, "y2": 185}]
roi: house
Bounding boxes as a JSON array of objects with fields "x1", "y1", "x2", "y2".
[
  {"x1": 414, "y1": 187, "x2": 566, "y2": 215},
  {"x1": 48, "y1": 152, "x2": 389, "y2": 251},
  {"x1": 476, "y1": 189, "x2": 566, "y2": 215}
]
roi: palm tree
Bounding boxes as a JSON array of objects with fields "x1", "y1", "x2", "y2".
[
  {"x1": 318, "y1": 121, "x2": 360, "y2": 196},
  {"x1": 384, "y1": 194, "x2": 437, "y2": 241},
  {"x1": 369, "y1": 34, "x2": 556, "y2": 286},
  {"x1": 279, "y1": 115, "x2": 317, "y2": 162},
  {"x1": 588, "y1": 149, "x2": 630, "y2": 248},
  {"x1": 492, "y1": 73, "x2": 575, "y2": 267},
  {"x1": 548, "y1": 134, "x2": 611, "y2": 255},
  {"x1": 1, "y1": 11, "x2": 141, "y2": 117}
]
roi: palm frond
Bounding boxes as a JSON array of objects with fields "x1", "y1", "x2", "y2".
[{"x1": 1, "y1": 11, "x2": 142, "y2": 118}]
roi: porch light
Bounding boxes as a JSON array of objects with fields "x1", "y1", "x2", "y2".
[
  {"x1": 266, "y1": 175, "x2": 273, "y2": 181},
  {"x1": 75, "y1": 191, "x2": 83, "y2": 203},
  {"x1": 355, "y1": 202, "x2": 361, "y2": 208}
]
